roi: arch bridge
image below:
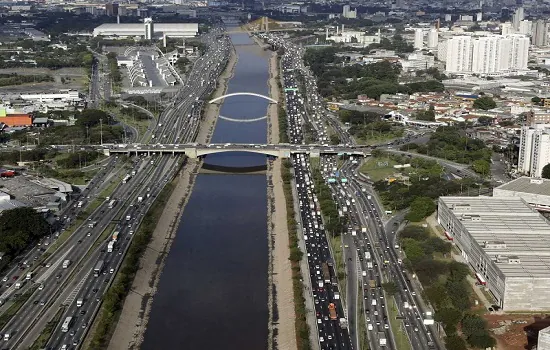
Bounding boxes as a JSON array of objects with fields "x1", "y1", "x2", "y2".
[{"x1": 209, "y1": 92, "x2": 278, "y2": 104}]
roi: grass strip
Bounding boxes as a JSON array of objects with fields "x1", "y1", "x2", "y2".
[
  {"x1": 28, "y1": 307, "x2": 64, "y2": 350},
  {"x1": 281, "y1": 159, "x2": 312, "y2": 350},
  {"x1": 358, "y1": 281, "x2": 369, "y2": 350},
  {"x1": 387, "y1": 297, "x2": 412, "y2": 350}
]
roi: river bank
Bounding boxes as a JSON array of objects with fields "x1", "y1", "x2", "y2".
[
  {"x1": 105, "y1": 45, "x2": 238, "y2": 350},
  {"x1": 266, "y1": 46, "x2": 297, "y2": 350}
]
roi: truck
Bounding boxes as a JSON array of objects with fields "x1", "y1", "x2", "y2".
[
  {"x1": 379, "y1": 332, "x2": 387, "y2": 346},
  {"x1": 367, "y1": 195, "x2": 372, "y2": 200},
  {"x1": 369, "y1": 280, "x2": 376, "y2": 288},
  {"x1": 328, "y1": 303, "x2": 337, "y2": 320},
  {"x1": 3, "y1": 333, "x2": 9, "y2": 341},
  {"x1": 362, "y1": 227, "x2": 367, "y2": 233},
  {"x1": 62, "y1": 260, "x2": 71, "y2": 269},
  {"x1": 367, "y1": 262, "x2": 373, "y2": 269},
  {"x1": 77, "y1": 201, "x2": 83, "y2": 208},
  {"x1": 76, "y1": 298, "x2": 83, "y2": 307},
  {"x1": 339, "y1": 318, "x2": 348, "y2": 329},
  {"x1": 334, "y1": 292, "x2": 340, "y2": 300},
  {"x1": 26, "y1": 272, "x2": 32, "y2": 280},
  {"x1": 404, "y1": 301, "x2": 410, "y2": 309},
  {"x1": 137, "y1": 196, "x2": 143, "y2": 203},
  {"x1": 88, "y1": 221, "x2": 97, "y2": 228},
  {"x1": 365, "y1": 252, "x2": 371, "y2": 260},
  {"x1": 126, "y1": 215, "x2": 131, "y2": 221},
  {"x1": 93, "y1": 260, "x2": 104, "y2": 277},
  {"x1": 107, "y1": 241, "x2": 115, "y2": 253},
  {"x1": 15, "y1": 281, "x2": 24, "y2": 289},
  {"x1": 122, "y1": 174, "x2": 131, "y2": 184},
  {"x1": 61, "y1": 317, "x2": 73, "y2": 333},
  {"x1": 112, "y1": 231, "x2": 119, "y2": 242}
]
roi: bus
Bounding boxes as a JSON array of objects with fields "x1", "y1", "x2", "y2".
[
  {"x1": 321, "y1": 263, "x2": 331, "y2": 284},
  {"x1": 61, "y1": 316, "x2": 73, "y2": 333},
  {"x1": 93, "y1": 260, "x2": 104, "y2": 277},
  {"x1": 108, "y1": 199, "x2": 117, "y2": 209},
  {"x1": 444, "y1": 231, "x2": 454, "y2": 241}
]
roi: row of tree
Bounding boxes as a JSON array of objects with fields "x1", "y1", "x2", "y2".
[
  {"x1": 311, "y1": 168, "x2": 348, "y2": 235},
  {"x1": 398, "y1": 226, "x2": 496, "y2": 350},
  {"x1": 0, "y1": 73, "x2": 53, "y2": 87}
]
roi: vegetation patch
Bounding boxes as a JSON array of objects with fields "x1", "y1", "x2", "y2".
[{"x1": 29, "y1": 307, "x2": 64, "y2": 350}]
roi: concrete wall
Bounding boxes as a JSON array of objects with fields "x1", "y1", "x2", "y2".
[
  {"x1": 504, "y1": 277, "x2": 550, "y2": 311},
  {"x1": 437, "y1": 199, "x2": 507, "y2": 306}
]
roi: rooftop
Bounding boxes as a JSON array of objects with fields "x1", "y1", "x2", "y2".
[
  {"x1": 440, "y1": 196, "x2": 550, "y2": 279},
  {"x1": 495, "y1": 176, "x2": 550, "y2": 197}
]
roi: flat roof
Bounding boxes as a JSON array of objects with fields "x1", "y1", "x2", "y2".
[
  {"x1": 495, "y1": 176, "x2": 550, "y2": 197},
  {"x1": 440, "y1": 196, "x2": 550, "y2": 279}
]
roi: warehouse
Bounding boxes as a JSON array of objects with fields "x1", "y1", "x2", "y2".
[
  {"x1": 93, "y1": 22, "x2": 198, "y2": 38},
  {"x1": 493, "y1": 177, "x2": 550, "y2": 211},
  {"x1": 438, "y1": 196, "x2": 550, "y2": 311}
]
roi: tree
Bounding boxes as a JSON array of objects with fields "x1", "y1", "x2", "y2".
[
  {"x1": 542, "y1": 163, "x2": 550, "y2": 179},
  {"x1": 330, "y1": 134, "x2": 340, "y2": 145},
  {"x1": 405, "y1": 196, "x2": 436, "y2": 222},
  {"x1": 477, "y1": 116, "x2": 493, "y2": 126},
  {"x1": 435, "y1": 308, "x2": 463, "y2": 334},
  {"x1": 532, "y1": 96, "x2": 541, "y2": 104},
  {"x1": 473, "y1": 96, "x2": 496, "y2": 110},
  {"x1": 467, "y1": 332, "x2": 496, "y2": 349},
  {"x1": 382, "y1": 282, "x2": 398, "y2": 295},
  {"x1": 461, "y1": 314, "x2": 487, "y2": 337},
  {"x1": 472, "y1": 159, "x2": 490, "y2": 175},
  {"x1": 445, "y1": 334, "x2": 468, "y2": 350},
  {"x1": 0, "y1": 207, "x2": 50, "y2": 257}
]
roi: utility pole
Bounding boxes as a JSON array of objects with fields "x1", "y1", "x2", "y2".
[{"x1": 100, "y1": 118, "x2": 103, "y2": 145}]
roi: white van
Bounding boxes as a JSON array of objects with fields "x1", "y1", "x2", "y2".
[
  {"x1": 372, "y1": 299, "x2": 377, "y2": 306},
  {"x1": 367, "y1": 324, "x2": 373, "y2": 331}
]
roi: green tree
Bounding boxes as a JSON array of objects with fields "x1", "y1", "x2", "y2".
[
  {"x1": 532, "y1": 96, "x2": 541, "y2": 104},
  {"x1": 401, "y1": 238, "x2": 426, "y2": 264},
  {"x1": 542, "y1": 163, "x2": 550, "y2": 179},
  {"x1": 405, "y1": 196, "x2": 436, "y2": 222},
  {"x1": 467, "y1": 332, "x2": 496, "y2": 349},
  {"x1": 445, "y1": 334, "x2": 468, "y2": 350},
  {"x1": 0, "y1": 207, "x2": 50, "y2": 257},
  {"x1": 473, "y1": 96, "x2": 496, "y2": 110},
  {"x1": 330, "y1": 134, "x2": 340, "y2": 145},
  {"x1": 382, "y1": 282, "x2": 398, "y2": 295},
  {"x1": 477, "y1": 116, "x2": 493, "y2": 125},
  {"x1": 435, "y1": 308, "x2": 463, "y2": 334},
  {"x1": 423, "y1": 283, "x2": 450, "y2": 309},
  {"x1": 472, "y1": 159, "x2": 490, "y2": 175},
  {"x1": 461, "y1": 314, "x2": 487, "y2": 337}
]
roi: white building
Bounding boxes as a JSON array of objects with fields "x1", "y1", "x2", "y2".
[
  {"x1": 518, "y1": 124, "x2": 550, "y2": 177},
  {"x1": 93, "y1": 22, "x2": 198, "y2": 38},
  {"x1": 443, "y1": 33, "x2": 529, "y2": 74},
  {"x1": 501, "y1": 22, "x2": 514, "y2": 35},
  {"x1": 401, "y1": 53, "x2": 435, "y2": 71},
  {"x1": 427, "y1": 29, "x2": 438, "y2": 49},
  {"x1": 444, "y1": 36, "x2": 472, "y2": 73},
  {"x1": 414, "y1": 29, "x2": 424, "y2": 50},
  {"x1": 532, "y1": 19, "x2": 549, "y2": 47},
  {"x1": 518, "y1": 20, "x2": 532, "y2": 36},
  {"x1": 342, "y1": 5, "x2": 357, "y2": 19},
  {"x1": 539, "y1": 325, "x2": 550, "y2": 349}
]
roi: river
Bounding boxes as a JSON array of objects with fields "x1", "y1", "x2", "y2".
[{"x1": 141, "y1": 33, "x2": 271, "y2": 350}]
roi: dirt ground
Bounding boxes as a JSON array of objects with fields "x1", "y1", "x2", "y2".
[
  {"x1": 485, "y1": 313, "x2": 550, "y2": 350},
  {"x1": 0, "y1": 67, "x2": 85, "y2": 92}
]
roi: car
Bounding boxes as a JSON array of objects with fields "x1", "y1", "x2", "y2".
[
  {"x1": 40, "y1": 300, "x2": 45, "y2": 306},
  {"x1": 12, "y1": 276, "x2": 18, "y2": 280},
  {"x1": 92, "y1": 288, "x2": 98, "y2": 293},
  {"x1": 2, "y1": 277, "x2": 7, "y2": 282},
  {"x1": 33, "y1": 300, "x2": 39, "y2": 305},
  {"x1": 69, "y1": 331, "x2": 75, "y2": 337},
  {"x1": 38, "y1": 284, "x2": 44, "y2": 290},
  {"x1": 77, "y1": 240, "x2": 82, "y2": 244},
  {"x1": 80, "y1": 310, "x2": 86, "y2": 315}
]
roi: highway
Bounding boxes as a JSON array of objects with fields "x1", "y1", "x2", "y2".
[
  {"x1": 277, "y1": 32, "x2": 353, "y2": 350},
  {"x1": 0, "y1": 27, "x2": 232, "y2": 350}
]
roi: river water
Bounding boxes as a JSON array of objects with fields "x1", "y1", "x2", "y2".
[{"x1": 141, "y1": 33, "x2": 270, "y2": 350}]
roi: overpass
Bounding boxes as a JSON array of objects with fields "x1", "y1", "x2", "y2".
[{"x1": 104, "y1": 143, "x2": 371, "y2": 159}]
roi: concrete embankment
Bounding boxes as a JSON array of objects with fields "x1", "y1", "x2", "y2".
[{"x1": 105, "y1": 45, "x2": 238, "y2": 350}]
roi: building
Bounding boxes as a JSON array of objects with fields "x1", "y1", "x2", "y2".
[
  {"x1": 444, "y1": 36, "x2": 472, "y2": 73},
  {"x1": 0, "y1": 114, "x2": 32, "y2": 127},
  {"x1": 443, "y1": 34, "x2": 529, "y2": 74},
  {"x1": 539, "y1": 326, "x2": 550, "y2": 350},
  {"x1": 494, "y1": 177, "x2": 550, "y2": 211},
  {"x1": 427, "y1": 29, "x2": 438, "y2": 49},
  {"x1": 144, "y1": 18, "x2": 154, "y2": 40},
  {"x1": 414, "y1": 29, "x2": 424, "y2": 50},
  {"x1": 518, "y1": 20, "x2": 532, "y2": 36},
  {"x1": 93, "y1": 22, "x2": 198, "y2": 38},
  {"x1": 533, "y1": 20, "x2": 549, "y2": 47},
  {"x1": 518, "y1": 124, "x2": 550, "y2": 177},
  {"x1": 512, "y1": 7, "x2": 524, "y2": 31},
  {"x1": 105, "y1": 3, "x2": 119, "y2": 16},
  {"x1": 342, "y1": 5, "x2": 357, "y2": 19},
  {"x1": 438, "y1": 196, "x2": 550, "y2": 311}
]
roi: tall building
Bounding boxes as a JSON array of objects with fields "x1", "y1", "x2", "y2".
[
  {"x1": 427, "y1": 28, "x2": 438, "y2": 48},
  {"x1": 518, "y1": 123, "x2": 550, "y2": 176},
  {"x1": 533, "y1": 19, "x2": 549, "y2": 46},
  {"x1": 476, "y1": 12, "x2": 483, "y2": 22},
  {"x1": 144, "y1": 18, "x2": 154, "y2": 40},
  {"x1": 518, "y1": 20, "x2": 532, "y2": 35},
  {"x1": 444, "y1": 34, "x2": 529, "y2": 73},
  {"x1": 512, "y1": 7, "x2": 524, "y2": 31},
  {"x1": 501, "y1": 22, "x2": 514, "y2": 35},
  {"x1": 445, "y1": 36, "x2": 472, "y2": 73},
  {"x1": 414, "y1": 29, "x2": 424, "y2": 50}
]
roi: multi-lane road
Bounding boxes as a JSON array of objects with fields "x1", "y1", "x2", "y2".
[{"x1": 0, "y1": 27, "x2": 231, "y2": 350}]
